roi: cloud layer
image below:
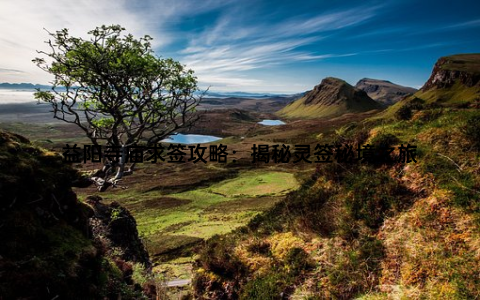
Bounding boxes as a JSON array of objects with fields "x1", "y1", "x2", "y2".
[{"x1": 1, "y1": 0, "x2": 480, "y2": 92}]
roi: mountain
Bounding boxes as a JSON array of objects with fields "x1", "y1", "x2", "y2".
[
  {"x1": 381, "y1": 53, "x2": 480, "y2": 119},
  {"x1": 193, "y1": 54, "x2": 480, "y2": 299},
  {"x1": 412, "y1": 53, "x2": 480, "y2": 105},
  {"x1": 277, "y1": 77, "x2": 382, "y2": 119},
  {"x1": 203, "y1": 91, "x2": 295, "y2": 98},
  {"x1": 355, "y1": 78, "x2": 417, "y2": 106},
  {"x1": 0, "y1": 82, "x2": 51, "y2": 89},
  {"x1": 422, "y1": 53, "x2": 480, "y2": 90}
]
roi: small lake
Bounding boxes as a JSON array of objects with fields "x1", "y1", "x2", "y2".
[
  {"x1": 0, "y1": 89, "x2": 36, "y2": 104},
  {"x1": 162, "y1": 133, "x2": 222, "y2": 144},
  {"x1": 258, "y1": 119, "x2": 286, "y2": 126}
]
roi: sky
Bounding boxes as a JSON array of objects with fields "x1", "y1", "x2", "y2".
[{"x1": 0, "y1": 0, "x2": 479, "y2": 93}]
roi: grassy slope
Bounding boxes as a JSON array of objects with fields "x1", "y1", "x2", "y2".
[
  {"x1": 278, "y1": 93, "x2": 381, "y2": 120},
  {"x1": 277, "y1": 96, "x2": 345, "y2": 119},
  {"x1": 440, "y1": 53, "x2": 480, "y2": 74},
  {"x1": 90, "y1": 170, "x2": 299, "y2": 279},
  {"x1": 377, "y1": 54, "x2": 480, "y2": 120},
  {"x1": 193, "y1": 80, "x2": 480, "y2": 298},
  {"x1": 377, "y1": 82, "x2": 480, "y2": 121},
  {"x1": 194, "y1": 107, "x2": 480, "y2": 300}
]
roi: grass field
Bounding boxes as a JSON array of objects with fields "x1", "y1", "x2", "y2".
[
  {"x1": 77, "y1": 168, "x2": 299, "y2": 279},
  {"x1": 101, "y1": 170, "x2": 298, "y2": 245},
  {"x1": 0, "y1": 103, "x2": 369, "y2": 283}
]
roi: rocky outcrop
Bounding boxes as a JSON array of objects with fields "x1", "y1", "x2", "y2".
[
  {"x1": 86, "y1": 196, "x2": 151, "y2": 268},
  {"x1": 356, "y1": 78, "x2": 417, "y2": 106},
  {"x1": 303, "y1": 77, "x2": 378, "y2": 108},
  {"x1": 421, "y1": 54, "x2": 480, "y2": 91},
  {"x1": 278, "y1": 77, "x2": 381, "y2": 119},
  {"x1": 0, "y1": 130, "x2": 152, "y2": 299}
]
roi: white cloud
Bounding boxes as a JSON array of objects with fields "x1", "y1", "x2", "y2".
[
  {"x1": 273, "y1": 7, "x2": 377, "y2": 37},
  {"x1": 443, "y1": 18, "x2": 480, "y2": 29},
  {"x1": 179, "y1": 6, "x2": 378, "y2": 90},
  {"x1": 198, "y1": 74, "x2": 263, "y2": 87},
  {"x1": 0, "y1": 0, "x2": 232, "y2": 84},
  {"x1": 0, "y1": 0, "x2": 154, "y2": 84},
  {"x1": 0, "y1": 0, "x2": 381, "y2": 92}
]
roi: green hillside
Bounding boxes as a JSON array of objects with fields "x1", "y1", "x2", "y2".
[
  {"x1": 380, "y1": 54, "x2": 480, "y2": 120},
  {"x1": 278, "y1": 77, "x2": 382, "y2": 119},
  {"x1": 193, "y1": 55, "x2": 480, "y2": 299},
  {"x1": 439, "y1": 53, "x2": 480, "y2": 74}
]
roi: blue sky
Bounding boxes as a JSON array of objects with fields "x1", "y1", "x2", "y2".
[{"x1": 1, "y1": 0, "x2": 479, "y2": 93}]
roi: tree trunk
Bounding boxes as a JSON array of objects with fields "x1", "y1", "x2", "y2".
[{"x1": 114, "y1": 145, "x2": 127, "y2": 180}]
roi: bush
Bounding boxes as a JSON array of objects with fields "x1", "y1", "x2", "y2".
[
  {"x1": 395, "y1": 104, "x2": 412, "y2": 120},
  {"x1": 396, "y1": 98, "x2": 425, "y2": 121},
  {"x1": 415, "y1": 109, "x2": 443, "y2": 122},
  {"x1": 197, "y1": 236, "x2": 247, "y2": 280},
  {"x1": 462, "y1": 115, "x2": 480, "y2": 150},
  {"x1": 370, "y1": 133, "x2": 399, "y2": 149},
  {"x1": 369, "y1": 133, "x2": 400, "y2": 165},
  {"x1": 408, "y1": 97, "x2": 425, "y2": 109},
  {"x1": 240, "y1": 273, "x2": 288, "y2": 299},
  {"x1": 285, "y1": 247, "x2": 310, "y2": 276},
  {"x1": 344, "y1": 170, "x2": 410, "y2": 228}
]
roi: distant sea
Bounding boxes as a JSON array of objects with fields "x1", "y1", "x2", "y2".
[{"x1": 0, "y1": 89, "x2": 37, "y2": 104}]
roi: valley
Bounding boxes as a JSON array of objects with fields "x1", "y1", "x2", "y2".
[{"x1": 1, "y1": 53, "x2": 480, "y2": 299}]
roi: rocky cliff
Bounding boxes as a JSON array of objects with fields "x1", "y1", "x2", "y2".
[{"x1": 421, "y1": 54, "x2": 480, "y2": 90}]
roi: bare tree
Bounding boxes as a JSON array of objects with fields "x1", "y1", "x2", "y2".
[{"x1": 33, "y1": 25, "x2": 202, "y2": 190}]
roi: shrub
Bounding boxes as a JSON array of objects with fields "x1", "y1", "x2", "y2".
[
  {"x1": 197, "y1": 237, "x2": 247, "y2": 279},
  {"x1": 395, "y1": 105, "x2": 412, "y2": 120},
  {"x1": 369, "y1": 132, "x2": 400, "y2": 164},
  {"x1": 462, "y1": 115, "x2": 480, "y2": 150},
  {"x1": 344, "y1": 170, "x2": 410, "y2": 228},
  {"x1": 285, "y1": 247, "x2": 310, "y2": 276},
  {"x1": 408, "y1": 97, "x2": 425, "y2": 110},
  {"x1": 370, "y1": 133, "x2": 399, "y2": 149},
  {"x1": 240, "y1": 273, "x2": 288, "y2": 299},
  {"x1": 246, "y1": 240, "x2": 271, "y2": 256},
  {"x1": 416, "y1": 108, "x2": 443, "y2": 122}
]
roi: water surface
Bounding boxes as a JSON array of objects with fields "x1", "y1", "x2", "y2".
[
  {"x1": 162, "y1": 133, "x2": 221, "y2": 144},
  {"x1": 0, "y1": 89, "x2": 36, "y2": 104},
  {"x1": 258, "y1": 119, "x2": 285, "y2": 126}
]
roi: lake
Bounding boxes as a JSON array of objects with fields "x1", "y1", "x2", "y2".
[
  {"x1": 0, "y1": 89, "x2": 36, "y2": 104},
  {"x1": 162, "y1": 133, "x2": 222, "y2": 144},
  {"x1": 258, "y1": 119, "x2": 286, "y2": 126}
]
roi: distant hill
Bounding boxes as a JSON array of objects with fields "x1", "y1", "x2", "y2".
[
  {"x1": 0, "y1": 82, "x2": 50, "y2": 89},
  {"x1": 277, "y1": 77, "x2": 382, "y2": 119},
  {"x1": 355, "y1": 78, "x2": 417, "y2": 106},
  {"x1": 204, "y1": 91, "x2": 297, "y2": 98}
]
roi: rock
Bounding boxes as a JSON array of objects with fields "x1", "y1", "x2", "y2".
[{"x1": 88, "y1": 197, "x2": 151, "y2": 268}]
